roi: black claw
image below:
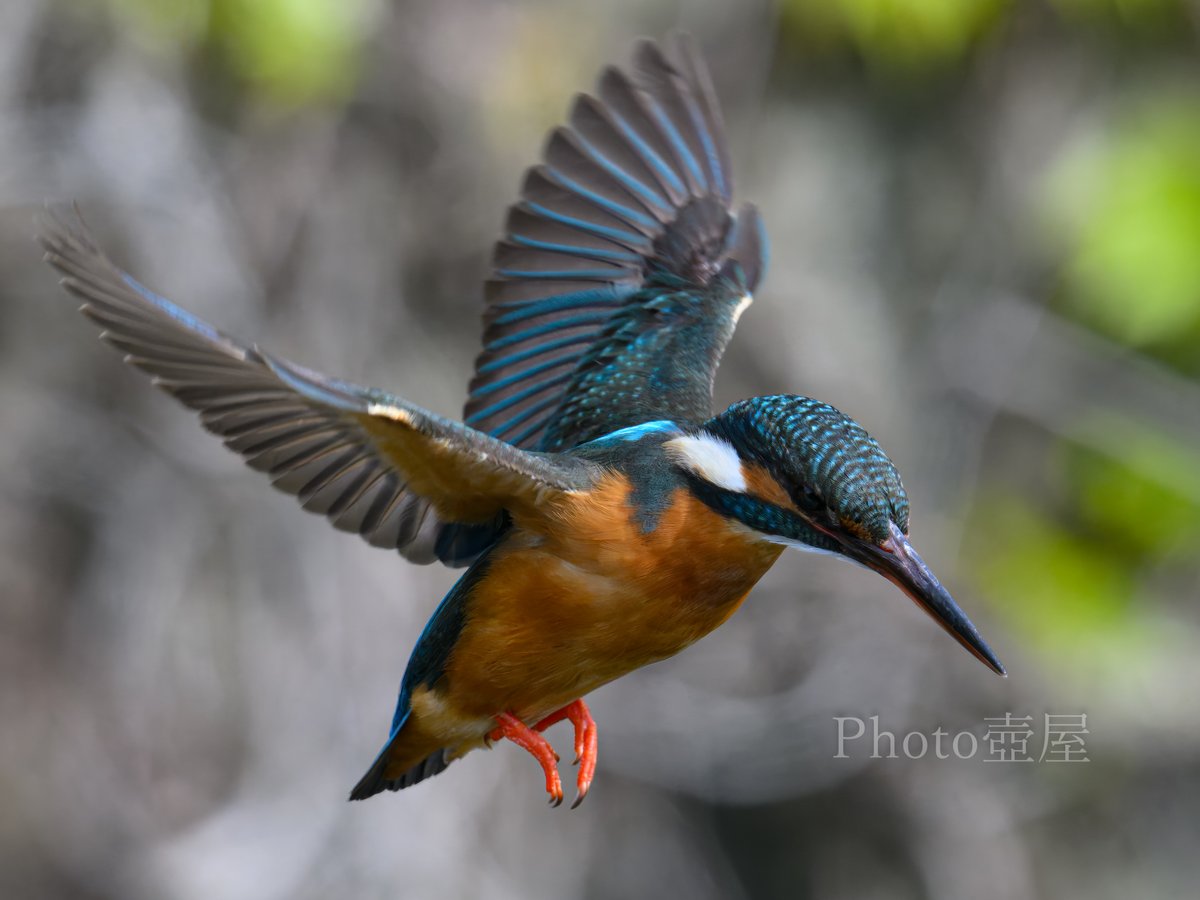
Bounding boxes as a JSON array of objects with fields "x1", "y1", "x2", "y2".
[
  {"x1": 570, "y1": 792, "x2": 586, "y2": 810},
  {"x1": 549, "y1": 794, "x2": 563, "y2": 808}
]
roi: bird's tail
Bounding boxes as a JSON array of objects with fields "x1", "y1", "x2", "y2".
[
  {"x1": 349, "y1": 746, "x2": 454, "y2": 801},
  {"x1": 348, "y1": 713, "x2": 456, "y2": 801}
]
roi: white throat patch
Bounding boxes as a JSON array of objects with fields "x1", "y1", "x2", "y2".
[{"x1": 664, "y1": 433, "x2": 747, "y2": 493}]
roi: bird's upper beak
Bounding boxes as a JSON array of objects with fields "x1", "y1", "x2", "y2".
[{"x1": 839, "y1": 520, "x2": 1006, "y2": 675}]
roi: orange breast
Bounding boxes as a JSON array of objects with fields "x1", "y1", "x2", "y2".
[{"x1": 439, "y1": 473, "x2": 783, "y2": 723}]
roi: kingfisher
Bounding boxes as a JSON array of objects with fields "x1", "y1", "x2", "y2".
[{"x1": 39, "y1": 33, "x2": 1004, "y2": 809}]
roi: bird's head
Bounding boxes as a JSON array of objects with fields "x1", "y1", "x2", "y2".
[{"x1": 665, "y1": 394, "x2": 1004, "y2": 675}]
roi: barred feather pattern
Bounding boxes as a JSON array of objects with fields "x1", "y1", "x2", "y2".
[
  {"x1": 466, "y1": 33, "x2": 767, "y2": 453},
  {"x1": 38, "y1": 212, "x2": 596, "y2": 566},
  {"x1": 708, "y1": 395, "x2": 910, "y2": 544}
]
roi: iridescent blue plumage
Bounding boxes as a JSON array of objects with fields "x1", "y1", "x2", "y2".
[
  {"x1": 539, "y1": 270, "x2": 749, "y2": 452},
  {"x1": 709, "y1": 396, "x2": 910, "y2": 543},
  {"x1": 427, "y1": 34, "x2": 769, "y2": 562},
  {"x1": 465, "y1": 35, "x2": 765, "y2": 456},
  {"x1": 41, "y1": 32, "x2": 1005, "y2": 812}
]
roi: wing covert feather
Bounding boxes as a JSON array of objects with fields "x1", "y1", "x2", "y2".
[{"x1": 39, "y1": 212, "x2": 597, "y2": 564}]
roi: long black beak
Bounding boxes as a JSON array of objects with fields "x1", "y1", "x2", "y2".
[{"x1": 843, "y1": 521, "x2": 1006, "y2": 675}]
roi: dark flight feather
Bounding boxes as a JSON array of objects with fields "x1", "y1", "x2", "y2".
[
  {"x1": 38, "y1": 212, "x2": 597, "y2": 566},
  {"x1": 465, "y1": 33, "x2": 767, "y2": 453}
]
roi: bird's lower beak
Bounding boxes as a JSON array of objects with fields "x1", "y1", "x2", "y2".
[{"x1": 844, "y1": 520, "x2": 1006, "y2": 675}]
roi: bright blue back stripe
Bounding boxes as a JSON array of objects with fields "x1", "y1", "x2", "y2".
[{"x1": 587, "y1": 420, "x2": 679, "y2": 444}]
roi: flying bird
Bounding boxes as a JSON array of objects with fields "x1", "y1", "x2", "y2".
[{"x1": 39, "y1": 33, "x2": 1004, "y2": 809}]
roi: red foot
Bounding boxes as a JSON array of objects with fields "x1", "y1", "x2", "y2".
[
  {"x1": 488, "y1": 700, "x2": 600, "y2": 808},
  {"x1": 489, "y1": 711, "x2": 564, "y2": 805},
  {"x1": 535, "y1": 699, "x2": 598, "y2": 809}
]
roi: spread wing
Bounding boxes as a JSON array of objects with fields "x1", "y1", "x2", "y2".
[
  {"x1": 39, "y1": 213, "x2": 598, "y2": 565},
  {"x1": 465, "y1": 32, "x2": 768, "y2": 453}
]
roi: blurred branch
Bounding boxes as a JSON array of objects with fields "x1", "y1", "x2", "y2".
[{"x1": 940, "y1": 294, "x2": 1200, "y2": 501}]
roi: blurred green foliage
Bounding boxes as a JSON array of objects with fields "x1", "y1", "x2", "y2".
[
  {"x1": 1066, "y1": 416, "x2": 1200, "y2": 561},
  {"x1": 972, "y1": 416, "x2": 1200, "y2": 665},
  {"x1": 780, "y1": 0, "x2": 1009, "y2": 70},
  {"x1": 109, "y1": 0, "x2": 367, "y2": 105},
  {"x1": 973, "y1": 492, "x2": 1135, "y2": 656},
  {"x1": 108, "y1": 0, "x2": 208, "y2": 46},
  {"x1": 208, "y1": 0, "x2": 363, "y2": 105},
  {"x1": 1046, "y1": 95, "x2": 1200, "y2": 349},
  {"x1": 1050, "y1": 0, "x2": 1188, "y2": 32}
]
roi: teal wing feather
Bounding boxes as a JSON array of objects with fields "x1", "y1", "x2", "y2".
[{"x1": 464, "y1": 33, "x2": 767, "y2": 453}]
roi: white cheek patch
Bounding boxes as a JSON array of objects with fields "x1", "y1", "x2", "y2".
[{"x1": 664, "y1": 433, "x2": 747, "y2": 493}]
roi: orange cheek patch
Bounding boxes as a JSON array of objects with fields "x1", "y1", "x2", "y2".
[
  {"x1": 742, "y1": 464, "x2": 797, "y2": 511},
  {"x1": 839, "y1": 516, "x2": 874, "y2": 542}
]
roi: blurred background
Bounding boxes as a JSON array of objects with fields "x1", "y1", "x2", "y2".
[{"x1": 2, "y1": 0, "x2": 1199, "y2": 897}]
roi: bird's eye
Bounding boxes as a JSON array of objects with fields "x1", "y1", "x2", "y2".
[{"x1": 797, "y1": 483, "x2": 821, "y2": 506}]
